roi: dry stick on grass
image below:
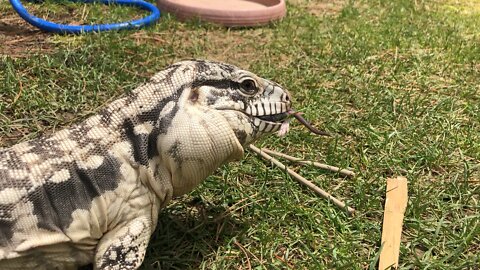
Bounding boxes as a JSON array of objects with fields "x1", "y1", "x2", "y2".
[
  {"x1": 260, "y1": 148, "x2": 355, "y2": 178},
  {"x1": 234, "y1": 240, "x2": 252, "y2": 270},
  {"x1": 249, "y1": 144, "x2": 356, "y2": 216}
]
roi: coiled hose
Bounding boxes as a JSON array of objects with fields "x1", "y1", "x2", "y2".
[{"x1": 9, "y1": 0, "x2": 160, "y2": 34}]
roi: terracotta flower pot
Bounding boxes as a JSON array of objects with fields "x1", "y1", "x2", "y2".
[{"x1": 157, "y1": 0, "x2": 286, "y2": 27}]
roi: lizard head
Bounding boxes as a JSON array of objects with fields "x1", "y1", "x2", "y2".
[
  {"x1": 138, "y1": 60, "x2": 292, "y2": 196},
  {"x1": 186, "y1": 60, "x2": 292, "y2": 146}
]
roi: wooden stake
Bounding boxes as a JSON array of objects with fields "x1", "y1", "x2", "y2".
[
  {"x1": 379, "y1": 177, "x2": 408, "y2": 270},
  {"x1": 249, "y1": 144, "x2": 355, "y2": 216}
]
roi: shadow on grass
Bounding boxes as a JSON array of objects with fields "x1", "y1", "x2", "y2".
[{"x1": 141, "y1": 198, "x2": 246, "y2": 269}]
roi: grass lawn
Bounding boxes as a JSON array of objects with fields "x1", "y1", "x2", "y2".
[{"x1": 0, "y1": 0, "x2": 479, "y2": 269}]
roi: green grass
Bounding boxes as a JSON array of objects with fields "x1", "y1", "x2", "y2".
[{"x1": 1, "y1": 0, "x2": 479, "y2": 269}]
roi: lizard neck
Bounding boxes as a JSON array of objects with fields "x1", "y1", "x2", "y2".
[
  {"x1": 157, "y1": 104, "x2": 245, "y2": 197},
  {"x1": 91, "y1": 82, "x2": 244, "y2": 199}
]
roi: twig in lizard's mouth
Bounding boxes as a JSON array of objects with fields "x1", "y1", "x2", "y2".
[
  {"x1": 285, "y1": 110, "x2": 331, "y2": 136},
  {"x1": 251, "y1": 109, "x2": 330, "y2": 137}
]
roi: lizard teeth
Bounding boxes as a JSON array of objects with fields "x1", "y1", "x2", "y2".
[
  {"x1": 245, "y1": 106, "x2": 252, "y2": 115},
  {"x1": 258, "y1": 121, "x2": 266, "y2": 131},
  {"x1": 263, "y1": 123, "x2": 272, "y2": 133}
]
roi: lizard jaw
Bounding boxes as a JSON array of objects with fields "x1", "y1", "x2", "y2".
[{"x1": 255, "y1": 112, "x2": 289, "y2": 122}]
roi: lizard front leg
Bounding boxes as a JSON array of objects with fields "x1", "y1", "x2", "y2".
[{"x1": 94, "y1": 216, "x2": 152, "y2": 270}]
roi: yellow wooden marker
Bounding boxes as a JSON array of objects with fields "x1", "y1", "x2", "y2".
[{"x1": 379, "y1": 177, "x2": 408, "y2": 270}]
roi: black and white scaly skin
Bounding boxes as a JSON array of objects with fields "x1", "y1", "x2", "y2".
[{"x1": 0, "y1": 60, "x2": 291, "y2": 269}]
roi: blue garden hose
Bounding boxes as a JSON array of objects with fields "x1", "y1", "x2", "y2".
[{"x1": 9, "y1": 0, "x2": 160, "y2": 34}]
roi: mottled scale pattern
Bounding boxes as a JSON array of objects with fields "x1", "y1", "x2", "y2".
[{"x1": 0, "y1": 60, "x2": 291, "y2": 269}]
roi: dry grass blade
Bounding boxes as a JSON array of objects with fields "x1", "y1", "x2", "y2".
[
  {"x1": 260, "y1": 148, "x2": 355, "y2": 177},
  {"x1": 249, "y1": 144, "x2": 356, "y2": 216},
  {"x1": 234, "y1": 240, "x2": 252, "y2": 270}
]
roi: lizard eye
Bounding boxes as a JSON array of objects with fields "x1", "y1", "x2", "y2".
[{"x1": 239, "y1": 79, "x2": 257, "y2": 95}]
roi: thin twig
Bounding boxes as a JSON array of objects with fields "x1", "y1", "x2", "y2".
[
  {"x1": 249, "y1": 145, "x2": 355, "y2": 216},
  {"x1": 234, "y1": 240, "x2": 252, "y2": 270},
  {"x1": 260, "y1": 148, "x2": 355, "y2": 178},
  {"x1": 274, "y1": 254, "x2": 295, "y2": 269},
  {"x1": 291, "y1": 112, "x2": 330, "y2": 136}
]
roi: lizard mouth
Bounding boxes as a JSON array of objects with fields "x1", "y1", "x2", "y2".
[{"x1": 255, "y1": 112, "x2": 289, "y2": 123}]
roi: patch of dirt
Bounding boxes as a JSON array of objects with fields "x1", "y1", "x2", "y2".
[
  {"x1": 0, "y1": 3, "x2": 144, "y2": 58},
  {"x1": 288, "y1": 0, "x2": 346, "y2": 16},
  {"x1": 442, "y1": 0, "x2": 480, "y2": 14},
  {"x1": 0, "y1": 10, "x2": 52, "y2": 58},
  {"x1": 128, "y1": 27, "x2": 275, "y2": 70},
  {"x1": 200, "y1": 30, "x2": 273, "y2": 69}
]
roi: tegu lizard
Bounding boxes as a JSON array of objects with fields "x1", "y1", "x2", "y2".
[{"x1": 0, "y1": 60, "x2": 292, "y2": 269}]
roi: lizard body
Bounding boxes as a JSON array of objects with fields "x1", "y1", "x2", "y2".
[{"x1": 0, "y1": 60, "x2": 291, "y2": 269}]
